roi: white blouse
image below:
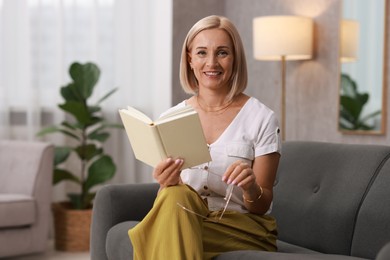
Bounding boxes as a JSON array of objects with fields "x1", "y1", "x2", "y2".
[{"x1": 162, "y1": 97, "x2": 281, "y2": 214}]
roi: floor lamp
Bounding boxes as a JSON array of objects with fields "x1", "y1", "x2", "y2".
[{"x1": 253, "y1": 16, "x2": 314, "y2": 140}]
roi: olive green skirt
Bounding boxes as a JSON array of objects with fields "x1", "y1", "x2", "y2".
[{"x1": 129, "y1": 184, "x2": 277, "y2": 260}]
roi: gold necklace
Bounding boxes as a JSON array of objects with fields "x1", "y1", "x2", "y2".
[{"x1": 196, "y1": 96, "x2": 233, "y2": 114}]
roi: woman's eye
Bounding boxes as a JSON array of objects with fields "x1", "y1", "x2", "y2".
[
  {"x1": 217, "y1": 50, "x2": 228, "y2": 57},
  {"x1": 197, "y1": 50, "x2": 206, "y2": 56}
]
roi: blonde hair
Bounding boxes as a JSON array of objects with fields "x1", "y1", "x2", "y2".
[{"x1": 179, "y1": 15, "x2": 248, "y2": 101}]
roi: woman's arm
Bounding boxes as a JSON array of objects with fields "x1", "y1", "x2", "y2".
[{"x1": 223, "y1": 152, "x2": 280, "y2": 215}]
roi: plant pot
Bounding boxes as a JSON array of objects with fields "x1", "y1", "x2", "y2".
[{"x1": 52, "y1": 202, "x2": 92, "y2": 251}]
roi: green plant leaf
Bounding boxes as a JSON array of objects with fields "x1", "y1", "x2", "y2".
[
  {"x1": 36, "y1": 125, "x2": 80, "y2": 141},
  {"x1": 67, "y1": 193, "x2": 84, "y2": 209},
  {"x1": 83, "y1": 192, "x2": 96, "y2": 209},
  {"x1": 36, "y1": 126, "x2": 62, "y2": 137},
  {"x1": 341, "y1": 96, "x2": 362, "y2": 121},
  {"x1": 54, "y1": 146, "x2": 72, "y2": 165},
  {"x1": 339, "y1": 120, "x2": 353, "y2": 130},
  {"x1": 53, "y1": 168, "x2": 80, "y2": 185},
  {"x1": 61, "y1": 83, "x2": 83, "y2": 102},
  {"x1": 88, "y1": 105, "x2": 101, "y2": 114},
  {"x1": 341, "y1": 74, "x2": 358, "y2": 97},
  {"x1": 59, "y1": 129, "x2": 80, "y2": 141},
  {"x1": 96, "y1": 88, "x2": 118, "y2": 105},
  {"x1": 89, "y1": 116, "x2": 103, "y2": 125},
  {"x1": 69, "y1": 62, "x2": 100, "y2": 99},
  {"x1": 67, "y1": 192, "x2": 95, "y2": 209},
  {"x1": 360, "y1": 110, "x2": 381, "y2": 123},
  {"x1": 89, "y1": 132, "x2": 110, "y2": 142},
  {"x1": 61, "y1": 121, "x2": 77, "y2": 130},
  {"x1": 357, "y1": 93, "x2": 369, "y2": 107},
  {"x1": 84, "y1": 155, "x2": 115, "y2": 192},
  {"x1": 59, "y1": 101, "x2": 91, "y2": 125},
  {"x1": 75, "y1": 144, "x2": 102, "y2": 161},
  {"x1": 88, "y1": 123, "x2": 123, "y2": 137}
]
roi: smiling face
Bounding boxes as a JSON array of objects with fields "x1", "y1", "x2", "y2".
[{"x1": 188, "y1": 28, "x2": 234, "y2": 93}]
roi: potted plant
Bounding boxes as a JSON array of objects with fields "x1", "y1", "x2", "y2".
[{"x1": 37, "y1": 61, "x2": 122, "y2": 251}]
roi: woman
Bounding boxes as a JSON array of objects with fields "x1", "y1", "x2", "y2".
[{"x1": 129, "y1": 15, "x2": 281, "y2": 260}]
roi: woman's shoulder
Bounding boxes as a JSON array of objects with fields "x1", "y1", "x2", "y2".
[{"x1": 244, "y1": 96, "x2": 275, "y2": 116}]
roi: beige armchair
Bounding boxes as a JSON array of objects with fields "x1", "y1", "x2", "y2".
[{"x1": 0, "y1": 140, "x2": 53, "y2": 258}]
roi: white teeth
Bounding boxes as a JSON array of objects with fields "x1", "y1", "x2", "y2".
[{"x1": 205, "y1": 72, "x2": 220, "y2": 76}]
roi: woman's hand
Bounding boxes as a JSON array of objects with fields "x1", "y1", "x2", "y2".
[
  {"x1": 222, "y1": 160, "x2": 257, "y2": 191},
  {"x1": 222, "y1": 153, "x2": 280, "y2": 215},
  {"x1": 153, "y1": 157, "x2": 184, "y2": 189}
]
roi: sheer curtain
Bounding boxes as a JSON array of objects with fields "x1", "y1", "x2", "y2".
[{"x1": 0, "y1": 0, "x2": 172, "y2": 196}]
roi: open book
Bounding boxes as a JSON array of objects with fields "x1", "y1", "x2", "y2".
[{"x1": 119, "y1": 105, "x2": 211, "y2": 169}]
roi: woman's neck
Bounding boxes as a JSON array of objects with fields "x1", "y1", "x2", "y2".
[
  {"x1": 197, "y1": 89, "x2": 231, "y2": 107},
  {"x1": 196, "y1": 96, "x2": 233, "y2": 114}
]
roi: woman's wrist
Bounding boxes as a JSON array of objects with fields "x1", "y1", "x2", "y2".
[{"x1": 242, "y1": 184, "x2": 263, "y2": 203}]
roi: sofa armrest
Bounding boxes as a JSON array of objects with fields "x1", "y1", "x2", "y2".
[
  {"x1": 376, "y1": 242, "x2": 390, "y2": 260},
  {"x1": 90, "y1": 183, "x2": 159, "y2": 260}
]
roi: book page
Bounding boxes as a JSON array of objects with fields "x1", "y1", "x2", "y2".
[
  {"x1": 119, "y1": 109, "x2": 166, "y2": 167},
  {"x1": 156, "y1": 112, "x2": 211, "y2": 169},
  {"x1": 157, "y1": 105, "x2": 196, "y2": 123},
  {"x1": 124, "y1": 106, "x2": 154, "y2": 125}
]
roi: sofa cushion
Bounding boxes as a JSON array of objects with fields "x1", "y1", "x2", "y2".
[
  {"x1": 108, "y1": 221, "x2": 368, "y2": 260},
  {"x1": 277, "y1": 240, "x2": 321, "y2": 254},
  {"x1": 376, "y1": 242, "x2": 390, "y2": 260},
  {"x1": 214, "y1": 250, "x2": 367, "y2": 260},
  {"x1": 272, "y1": 142, "x2": 390, "y2": 255},
  {"x1": 106, "y1": 221, "x2": 138, "y2": 260},
  {"x1": 0, "y1": 194, "x2": 36, "y2": 228}
]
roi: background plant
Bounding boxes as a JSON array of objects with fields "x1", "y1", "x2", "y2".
[
  {"x1": 37, "y1": 62, "x2": 122, "y2": 209},
  {"x1": 339, "y1": 73, "x2": 381, "y2": 131}
]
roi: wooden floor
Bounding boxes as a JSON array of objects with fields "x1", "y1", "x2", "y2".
[{"x1": 7, "y1": 241, "x2": 90, "y2": 260}]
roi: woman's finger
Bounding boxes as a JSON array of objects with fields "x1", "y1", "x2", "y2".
[{"x1": 154, "y1": 158, "x2": 183, "y2": 186}]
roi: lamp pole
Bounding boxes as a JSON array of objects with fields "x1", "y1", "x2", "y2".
[{"x1": 281, "y1": 55, "x2": 286, "y2": 141}]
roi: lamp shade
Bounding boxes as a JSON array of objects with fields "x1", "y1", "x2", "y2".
[
  {"x1": 253, "y1": 15, "x2": 313, "y2": 61},
  {"x1": 340, "y1": 19, "x2": 359, "y2": 62}
]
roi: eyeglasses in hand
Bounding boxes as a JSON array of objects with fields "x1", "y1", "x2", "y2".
[{"x1": 177, "y1": 165, "x2": 234, "y2": 222}]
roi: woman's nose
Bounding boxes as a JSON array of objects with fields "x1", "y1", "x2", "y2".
[{"x1": 206, "y1": 55, "x2": 218, "y2": 67}]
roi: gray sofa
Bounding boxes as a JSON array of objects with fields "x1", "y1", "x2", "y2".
[{"x1": 90, "y1": 141, "x2": 390, "y2": 260}]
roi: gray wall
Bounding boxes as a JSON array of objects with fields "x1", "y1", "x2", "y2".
[{"x1": 172, "y1": 0, "x2": 390, "y2": 145}]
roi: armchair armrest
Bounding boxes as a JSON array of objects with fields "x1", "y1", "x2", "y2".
[
  {"x1": 90, "y1": 183, "x2": 159, "y2": 260},
  {"x1": 376, "y1": 242, "x2": 390, "y2": 260}
]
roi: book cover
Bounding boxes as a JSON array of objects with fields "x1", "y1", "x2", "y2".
[{"x1": 119, "y1": 105, "x2": 211, "y2": 169}]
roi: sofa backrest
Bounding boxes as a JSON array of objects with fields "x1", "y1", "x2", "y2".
[
  {"x1": 272, "y1": 141, "x2": 390, "y2": 258},
  {"x1": 0, "y1": 140, "x2": 53, "y2": 195},
  {"x1": 351, "y1": 155, "x2": 390, "y2": 258}
]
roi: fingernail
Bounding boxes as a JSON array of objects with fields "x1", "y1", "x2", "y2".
[
  {"x1": 222, "y1": 176, "x2": 227, "y2": 182},
  {"x1": 166, "y1": 158, "x2": 172, "y2": 163},
  {"x1": 227, "y1": 179, "x2": 232, "y2": 184},
  {"x1": 175, "y1": 159, "x2": 183, "y2": 165}
]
